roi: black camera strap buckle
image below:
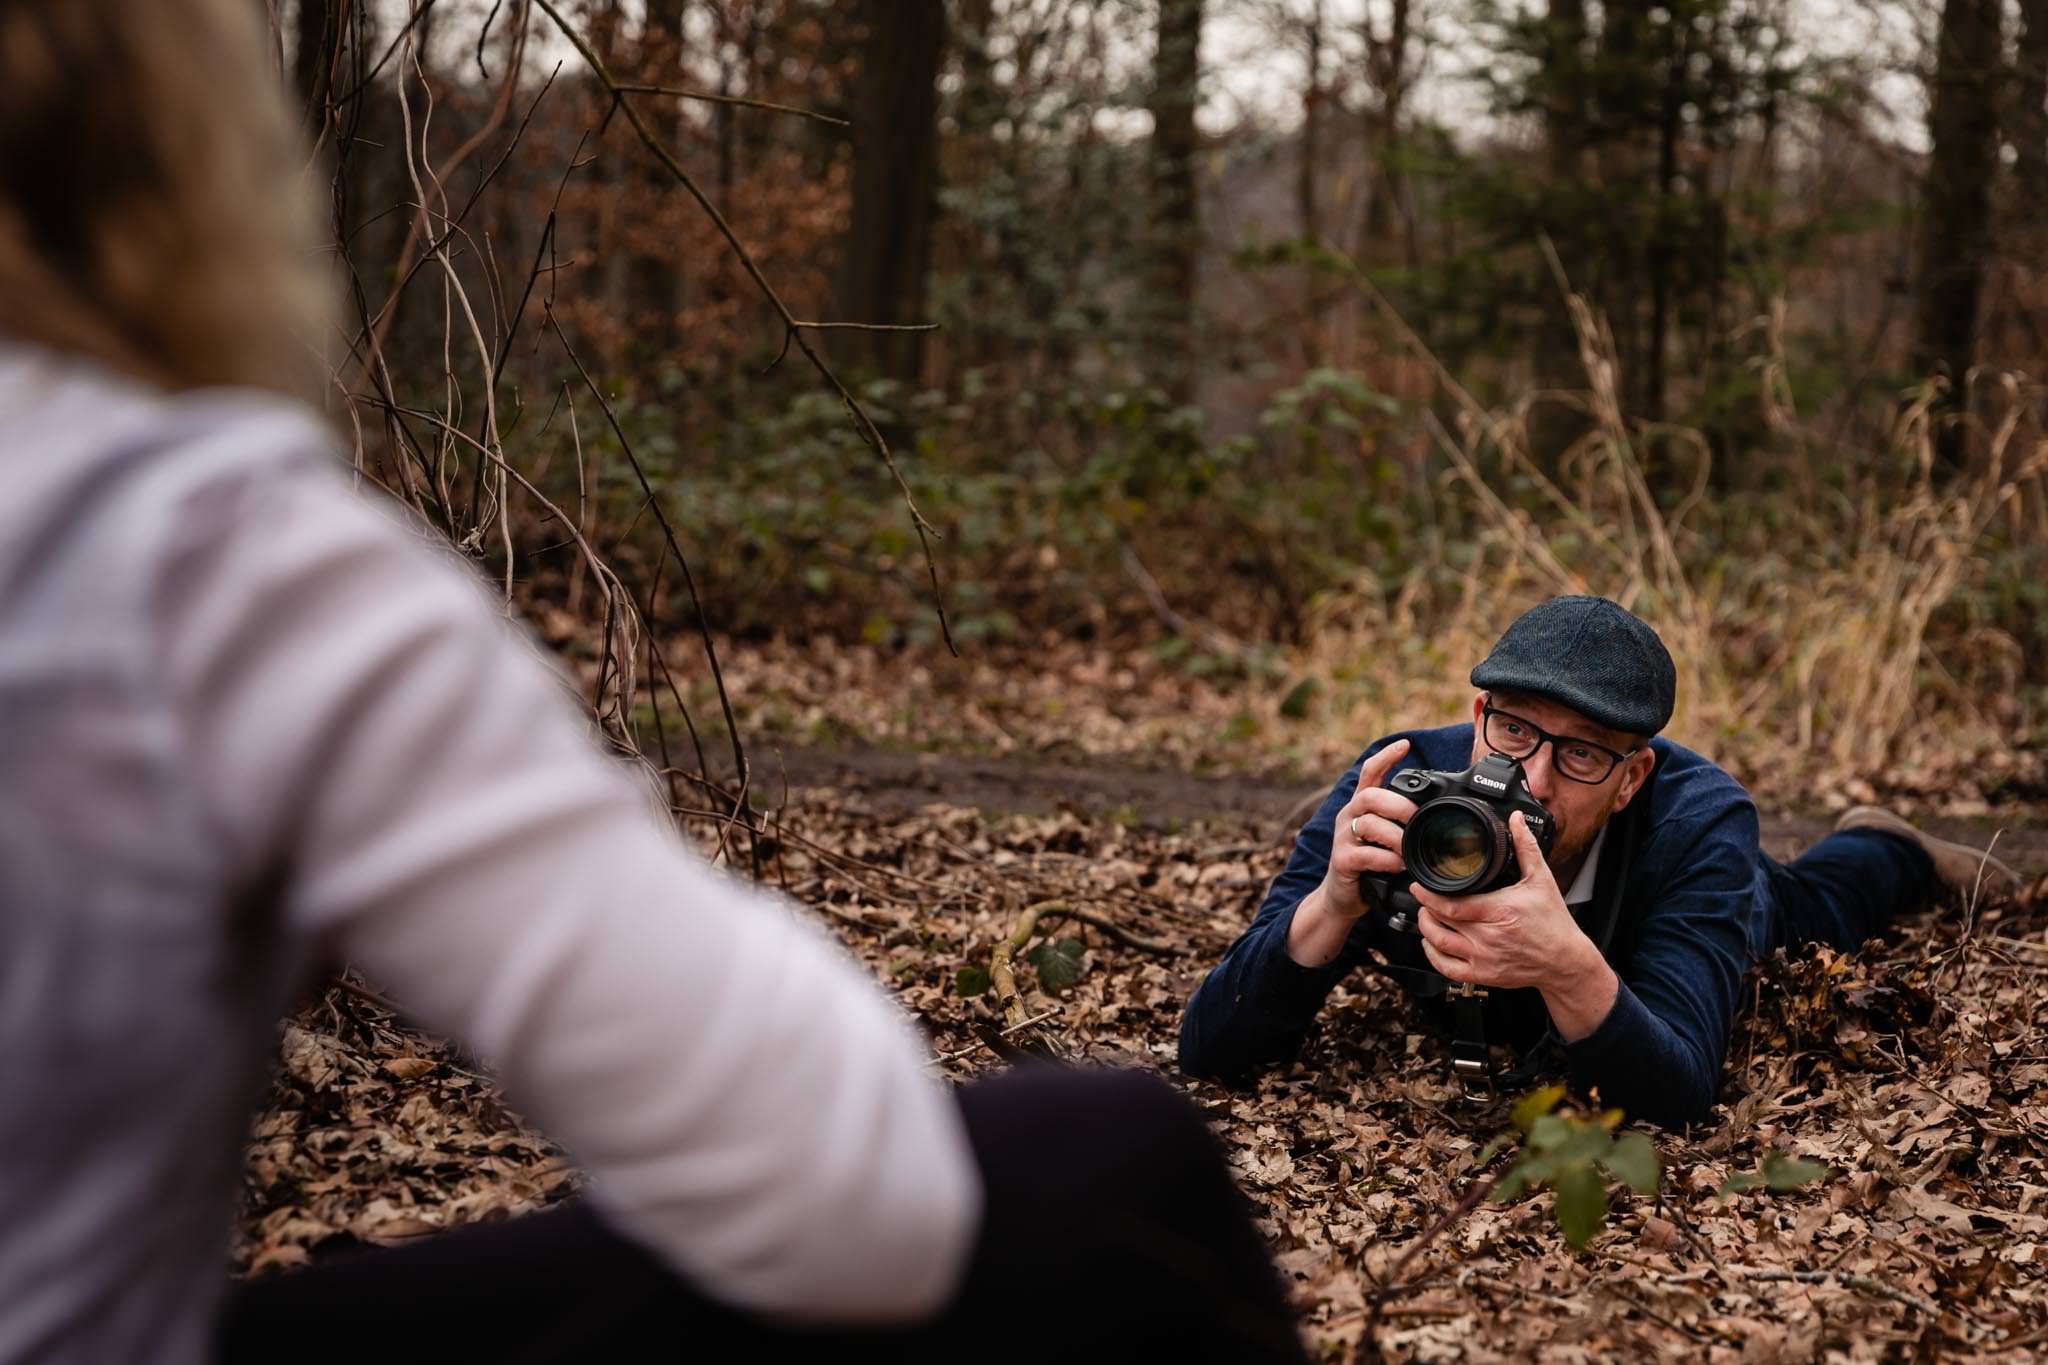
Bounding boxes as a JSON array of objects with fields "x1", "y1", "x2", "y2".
[{"x1": 1446, "y1": 983, "x2": 1494, "y2": 1085}]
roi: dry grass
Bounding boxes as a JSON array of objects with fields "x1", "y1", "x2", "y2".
[{"x1": 1296, "y1": 294, "x2": 2048, "y2": 803}]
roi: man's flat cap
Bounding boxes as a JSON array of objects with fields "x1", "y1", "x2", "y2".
[{"x1": 1470, "y1": 595, "x2": 1676, "y2": 737}]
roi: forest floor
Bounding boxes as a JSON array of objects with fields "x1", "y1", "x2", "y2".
[{"x1": 237, "y1": 636, "x2": 2048, "y2": 1362}]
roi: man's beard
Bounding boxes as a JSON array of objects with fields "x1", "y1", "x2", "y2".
[{"x1": 1546, "y1": 789, "x2": 1624, "y2": 877}]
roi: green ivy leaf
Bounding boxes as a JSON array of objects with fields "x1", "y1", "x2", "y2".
[
  {"x1": 1026, "y1": 937, "x2": 1087, "y2": 992},
  {"x1": 1605, "y1": 1132, "x2": 1661, "y2": 1196},
  {"x1": 1553, "y1": 1162, "x2": 1609, "y2": 1251},
  {"x1": 954, "y1": 966, "x2": 991, "y2": 998}
]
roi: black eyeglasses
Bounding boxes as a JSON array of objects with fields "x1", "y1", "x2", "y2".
[{"x1": 1480, "y1": 701, "x2": 1640, "y2": 784}]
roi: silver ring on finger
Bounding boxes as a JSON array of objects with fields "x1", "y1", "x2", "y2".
[{"x1": 1349, "y1": 814, "x2": 1364, "y2": 842}]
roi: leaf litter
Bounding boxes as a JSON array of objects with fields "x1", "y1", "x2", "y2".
[{"x1": 234, "y1": 666, "x2": 2048, "y2": 1361}]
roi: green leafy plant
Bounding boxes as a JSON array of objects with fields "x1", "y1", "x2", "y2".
[
  {"x1": 1486, "y1": 1087, "x2": 1661, "y2": 1251},
  {"x1": 1024, "y1": 936, "x2": 1088, "y2": 991}
]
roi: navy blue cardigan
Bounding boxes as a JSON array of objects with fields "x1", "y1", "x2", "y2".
[{"x1": 1178, "y1": 724, "x2": 1773, "y2": 1127}]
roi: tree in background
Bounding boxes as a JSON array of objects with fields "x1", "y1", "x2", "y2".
[
  {"x1": 291, "y1": 0, "x2": 337, "y2": 116},
  {"x1": 1149, "y1": 0, "x2": 1205, "y2": 403},
  {"x1": 1297, "y1": 0, "x2": 1328, "y2": 249},
  {"x1": 830, "y1": 0, "x2": 948, "y2": 382},
  {"x1": 629, "y1": 0, "x2": 691, "y2": 356},
  {"x1": 1914, "y1": 0, "x2": 2002, "y2": 470},
  {"x1": 927, "y1": 0, "x2": 1158, "y2": 396},
  {"x1": 1435, "y1": 0, "x2": 1803, "y2": 470},
  {"x1": 272, "y1": 0, "x2": 2048, "y2": 663},
  {"x1": 2016, "y1": 0, "x2": 2048, "y2": 222},
  {"x1": 1528, "y1": 0, "x2": 1590, "y2": 458},
  {"x1": 1357, "y1": 0, "x2": 1414, "y2": 257}
]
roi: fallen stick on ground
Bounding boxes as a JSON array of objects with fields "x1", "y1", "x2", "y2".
[
  {"x1": 990, "y1": 900, "x2": 1183, "y2": 1032},
  {"x1": 933, "y1": 1008, "x2": 1063, "y2": 1065},
  {"x1": 1019, "y1": 901, "x2": 1184, "y2": 955},
  {"x1": 1730, "y1": 1266, "x2": 1942, "y2": 1318}
]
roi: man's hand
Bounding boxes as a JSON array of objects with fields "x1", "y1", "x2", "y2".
[
  {"x1": 1284, "y1": 739, "x2": 1414, "y2": 968},
  {"x1": 1409, "y1": 811, "x2": 1619, "y2": 1041}
]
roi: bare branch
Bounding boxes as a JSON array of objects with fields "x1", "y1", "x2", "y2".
[
  {"x1": 528, "y1": 0, "x2": 956, "y2": 654},
  {"x1": 545, "y1": 310, "x2": 753, "y2": 820},
  {"x1": 612, "y1": 83, "x2": 850, "y2": 128},
  {"x1": 789, "y1": 321, "x2": 940, "y2": 332}
]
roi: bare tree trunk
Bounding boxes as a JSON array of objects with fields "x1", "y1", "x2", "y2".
[
  {"x1": 1297, "y1": 0, "x2": 1324, "y2": 365},
  {"x1": 633, "y1": 0, "x2": 690, "y2": 356},
  {"x1": 1595, "y1": 0, "x2": 1649, "y2": 417},
  {"x1": 293, "y1": 0, "x2": 337, "y2": 120},
  {"x1": 714, "y1": 0, "x2": 737, "y2": 209},
  {"x1": 1529, "y1": 0, "x2": 1588, "y2": 462},
  {"x1": 1297, "y1": 0, "x2": 1322, "y2": 246},
  {"x1": 2016, "y1": 0, "x2": 2048, "y2": 220},
  {"x1": 830, "y1": 0, "x2": 948, "y2": 382},
  {"x1": 1645, "y1": 12, "x2": 1683, "y2": 425},
  {"x1": 591, "y1": 1, "x2": 632, "y2": 357},
  {"x1": 1148, "y1": 0, "x2": 1203, "y2": 404},
  {"x1": 1915, "y1": 0, "x2": 2002, "y2": 470},
  {"x1": 1360, "y1": 0, "x2": 1410, "y2": 256},
  {"x1": 952, "y1": 0, "x2": 999, "y2": 373},
  {"x1": 1543, "y1": 0, "x2": 1586, "y2": 184}
]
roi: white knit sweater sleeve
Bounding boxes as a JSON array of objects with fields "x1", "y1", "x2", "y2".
[{"x1": 157, "y1": 434, "x2": 981, "y2": 1323}]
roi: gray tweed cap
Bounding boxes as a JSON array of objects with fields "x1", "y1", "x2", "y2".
[{"x1": 1469, "y1": 595, "x2": 1676, "y2": 737}]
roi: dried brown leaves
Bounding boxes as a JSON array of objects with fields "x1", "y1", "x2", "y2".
[
  {"x1": 235, "y1": 641, "x2": 2047, "y2": 1359},
  {"x1": 238, "y1": 992, "x2": 575, "y2": 1276}
]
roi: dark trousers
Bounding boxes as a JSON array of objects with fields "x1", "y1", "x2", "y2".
[
  {"x1": 217, "y1": 1066, "x2": 1310, "y2": 1364},
  {"x1": 1763, "y1": 828, "x2": 1939, "y2": 956}
]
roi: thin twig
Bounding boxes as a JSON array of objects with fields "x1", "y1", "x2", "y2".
[
  {"x1": 1606, "y1": 1287, "x2": 1721, "y2": 1346},
  {"x1": 546, "y1": 312, "x2": 753, "y2": 837},
  {"x1": 933, "y1": 1007, "x2": 1062, "y2": 1064},
  {"x1": 1360, "y1": 1164, "x2": 1507, "y2": 1356},
  {"x1": 790, "y1": 320, "x2": 941, "y2": 331},
  {"x1": 327, "y1": 974, "x2": 403, "y2": 1015},
  {"x1": 1024, "y1": 900, "x2": 1185, "y2": 955},
  {"x1": 612, "y1": 83, "x2": 850, "y2": 127},
  {"x1": 1730, "y1": 1266, "x2": 1943, "y2": 1318}
]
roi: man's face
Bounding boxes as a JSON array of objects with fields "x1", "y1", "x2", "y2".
[{"x1": 1465, "y1": 689, "x2": 1655, "y2": 872}]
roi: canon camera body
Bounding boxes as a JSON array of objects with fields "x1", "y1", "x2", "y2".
[{"x1": 1360, "y1": 752, "x2": 1556, "y2": 933}]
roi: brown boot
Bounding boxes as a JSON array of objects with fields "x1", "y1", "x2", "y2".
[{"x1": 1835, "y1": 806, "x2": 2018, "y2": 899}]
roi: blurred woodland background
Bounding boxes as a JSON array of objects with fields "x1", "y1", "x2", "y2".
[{"x1": 278, "y1": 0, "x2": 2048, "y2": 809}]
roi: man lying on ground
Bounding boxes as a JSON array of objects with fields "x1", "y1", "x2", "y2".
[{"x1": 1178, "y1": 595, "x2": 2016, "y2": 1127}]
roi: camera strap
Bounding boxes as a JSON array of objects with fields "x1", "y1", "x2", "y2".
[
  {"x1": 1441, "y1": 802, "x2": 1644, "y2": 1088},
  {"x1": 1445, "y1": 982, "x2": 1493, "y2": 1080}
]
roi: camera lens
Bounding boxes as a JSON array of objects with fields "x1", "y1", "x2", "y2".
[
  {"x1": 1404, "y1": 799, "x2": 1509, "y2": 894},
  {"x1": 1412, "y1": 808, "x2": 1486, "y2": 880}
]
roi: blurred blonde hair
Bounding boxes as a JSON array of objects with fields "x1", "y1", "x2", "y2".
[{"x1": 0, "y1": 0, "x2": 331, "y2": 395}]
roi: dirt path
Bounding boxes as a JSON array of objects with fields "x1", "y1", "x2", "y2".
[{"x1": 728, "y1": 742, "x2": 2048, "y2": 876}]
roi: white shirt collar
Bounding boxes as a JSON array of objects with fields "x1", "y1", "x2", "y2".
[{"x1": 1562, "y1": 822, "x2": 1607, "y2": 906}]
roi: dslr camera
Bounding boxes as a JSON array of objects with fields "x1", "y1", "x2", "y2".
[{"x1": 1360, "y1": 752, "x2": 1556, "y2": 933}]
